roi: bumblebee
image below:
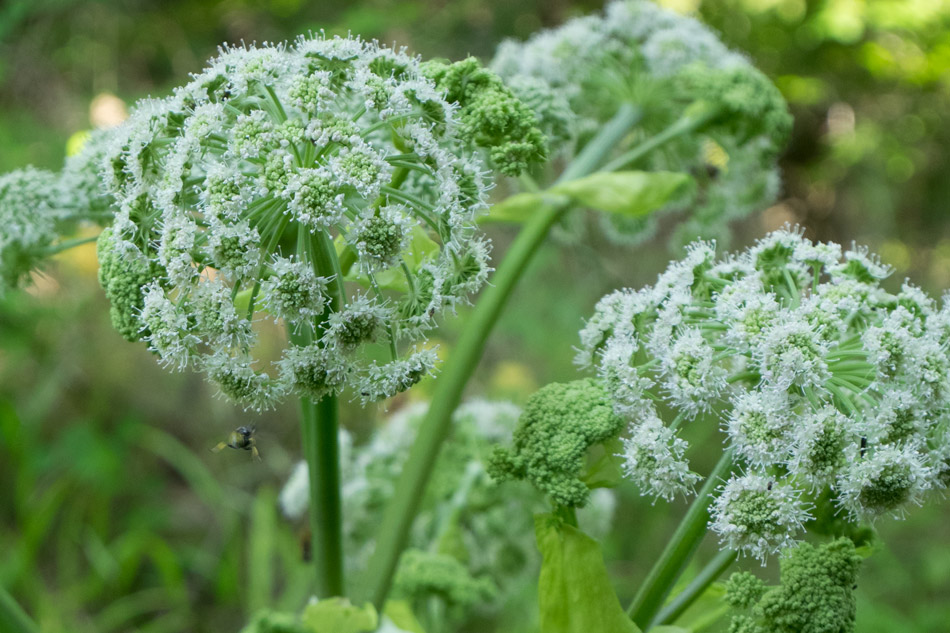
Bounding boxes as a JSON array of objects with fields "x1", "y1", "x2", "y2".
[{"x1": 212, "y1": 425, "x2": 261, "y2": 461}]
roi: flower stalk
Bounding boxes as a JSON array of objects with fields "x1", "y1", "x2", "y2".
[
  {"x1": 627, "y1": 450, "x2": 734, "y2": 628},
  {"x1": 653, "y1": 548, "x2": 737, "y2": 628},
  {"x1": 357, "y1": 102, "x2": 643, "y2": 610},
  {"x1": 298, "y1": 393, "x2": 345, "y2": 597}
]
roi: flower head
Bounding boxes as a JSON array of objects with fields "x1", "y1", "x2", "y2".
[
  {"x1": 580, "y1": 228, "x2": 950, "y2": 558},
  {"x1": 492, "y1": 0, "x2": 790, "y2": 249},
  {"x1": 94, "y1": 35, "x2": 537, "y2": 408}
]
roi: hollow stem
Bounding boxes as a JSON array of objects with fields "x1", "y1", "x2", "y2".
[
  {"x1": 356, "y1": 103, "x2": 644, "y2": 610},
  {"x1": 653, "y1": 549, "x2": 737, "y2": 628},
  {"x1": 297, "y1": 392, "x2": 345, "y2": 598},
  {"x1": 291, "y1": 227, "x2": 346, "y2": 598},
  {"x1": 627, "y1": 450, "x2": 734, "y2": 629},
  {"x1": 602, "y1": 103, "x2": 722, "y2": 173},
  {"x1": 0, "y1": 587, "x2": 37, "y2": 633}
]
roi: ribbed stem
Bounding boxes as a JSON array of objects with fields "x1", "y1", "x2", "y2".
[
  {"x1": 298, "y1": 393, "x2": 345, "y2": 597},
  {"x1": 652, "y1": 549, "x2": 737, "y2": 628},
  {"x1": 627, "y1": 450, "x2": 734, "y2": 628},
  {"x1": 293, "y1": 226, "x2": 346, "y2": 597},
  {"x1": 0, "y1": 587, "x2": 37, "y2": 633},
  {"x1": 356, "y1": 103, "x2": 644, "y2": 610}
]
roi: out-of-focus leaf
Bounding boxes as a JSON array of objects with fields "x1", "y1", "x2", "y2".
[
  {"x1": 481, "y1": 191, "x2": 568, "y2": 224},
  {"x1": 550, "y1": 171, "x2": 691, "y2": 218},
  {"x1": 248, "y1": 486, "x2": 278, "y2": 613},
  {"x1": 302, "y1": 598, "x2": 378, "y2": 633},
  {"x1": 382, "y1": 600, "x2": 425, "y2": 633},
  {"x1": 535, "y1": 513, "x2": 642, "y2": 633}
]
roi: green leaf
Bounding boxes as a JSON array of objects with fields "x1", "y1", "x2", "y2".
[
  {"x1": 651, "y1": 627, "x2": 692, "y2": 633},
  {"x1": 550, "y1": 171, "x2": 691, "y2": 218},
  {"x1": 247, "y1": 486, "x2": 277, "y2": 613},
  {"x1": 481, "y1": 191, "x2": 569, "y2": 224},
  {"x1": 535, "y1": 513, "x2": 642, "y2": 633},
  {"x1": 302, "y1": 598, "x2": 378, "y2": 633},
  {"x1": 382, "y1": 601, "x2": 426, "y2": 633}
]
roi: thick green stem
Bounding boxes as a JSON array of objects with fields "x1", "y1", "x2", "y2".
[
  {"x1": 298, "y1": 393, "x2": 345, "y2": 598},
  {"x1": 627, "y1": 450, "x2": 734, "y2": 629},
  {"x1": 653, "y1": 549, "x2": 737, "y2": 628},
  {"x1": 356, "y1": 103, "x2": 644, "y2": 610},
  {"x1": 0, "y1": 587, "x2": 37, "y2": 633},
  {"x1": 293, "y1": 227, "x2": 346, "y2": 597}
]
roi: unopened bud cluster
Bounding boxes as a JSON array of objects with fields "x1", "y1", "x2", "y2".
[{"x1": 578, "y1": 228, "x2": 950, "y2": 560}]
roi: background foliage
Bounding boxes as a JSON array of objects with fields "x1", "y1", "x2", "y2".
[{"x1": 1, "y1": 0, "x2": 948, "y2": 631}]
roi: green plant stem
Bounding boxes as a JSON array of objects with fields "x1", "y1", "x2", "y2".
[
  {"x1": 298, "y1": 393, "x2": 345, "y2": 598},
  {"x1": 0, "y1": 587, "x2": 37, "y2": 633},
  {"x1": 627, "y1": 450, "x2": 734, "y2": 629},
  {"x1": 653, "y1": 549, "x2": 737, "y2": 628},
  {"x1": 356, "y1": 103, "x2": 643, "y2": 610},
  {"x1": 601, "y1": 103, "x2": 722, "y2": 173},
  {"x1": 40, "y1": 234, "x2": 99, "y2": 256},
  {"x1": 292, "y1": 227, "x2": 346, "y2": 598}
]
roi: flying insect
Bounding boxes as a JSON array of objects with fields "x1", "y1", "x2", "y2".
[{"x1": 212, "y1": 425, "x2": 262, "y2": 461}]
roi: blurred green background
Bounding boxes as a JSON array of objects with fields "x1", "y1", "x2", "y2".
[{"x1": 2, "y1": 0, "x2": 949, "y2": 631}]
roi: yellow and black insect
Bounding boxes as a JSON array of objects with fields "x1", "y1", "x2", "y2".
[{"x1": 211, "y1": 425, "x2": 261, "y2": 461}]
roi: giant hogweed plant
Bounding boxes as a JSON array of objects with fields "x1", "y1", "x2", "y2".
[{"x1": 6, "y1": 1, "x2": 935, "y2": 632}]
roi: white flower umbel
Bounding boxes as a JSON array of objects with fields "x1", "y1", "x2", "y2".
[
  {"x1": 710, "y1": 473, "x2": 811, "y2": 562},
  {"x1": 94, "y1": 35, "x2": 518, "y2": 409},
  {"x1": 492, "y1": 0, "x2": 790, "y2": 248},
  {"x1": 0, "y1": 168, "x2": 61, "y2": 292},
  {"x1": 620, "y1": 409, "x2": 700, "y2": 502},
  {"x1": 580, "y1": 228, "x2": 950, "y2": 556},
  {"x1": 836, "y1": 443, "x2": 932, "y2": 522}
]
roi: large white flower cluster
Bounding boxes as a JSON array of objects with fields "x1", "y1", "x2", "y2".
[
  {"x1": 578, "y1": 228, "x2": 950, "y2": 561},
  {"x1": 96, "y1": 35, "x2": 500, "y2": 409},
  {"x1": 492, "y1": 0, "x2": 787, "y2": 248}
]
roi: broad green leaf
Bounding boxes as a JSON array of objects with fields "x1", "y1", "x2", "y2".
[
  {"x1": 382, "y1": 600, "x2": 425, "y2": 633},
  {"x1": 535, "y1": 513, "x2": 642, "y2": 633},
  {"x1": 481, "y1": 191, "x2": 569, "y2": 224},
  {"x1": 651, "y1": 627, "x2": 692, "y2": 633},
  {"x1": 550, "y1": 171, "x2": 691, "y2": 218},
  {"x1": 302, "y1": 598, "x2": 378, "y2": 633}
]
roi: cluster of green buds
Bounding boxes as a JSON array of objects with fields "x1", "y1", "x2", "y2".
[
  {"x1": 724, "y1": 538, "x2": 862, "y2": 633},
  {"x1": 94, "y1": 35, "x2": 544, "y2": 409},
  {"x1": 577, "y1": 228, "x2": 950, "y2": 561},
  {"x1": 492, "y1": 0, "x2": 791, "y2": 248},
  {"x1": 279, "y1": 400, "x2": 614, "y2": 625},
  {"x1": 0, "y1": 128, "x2": 116, "y2": 293}
]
